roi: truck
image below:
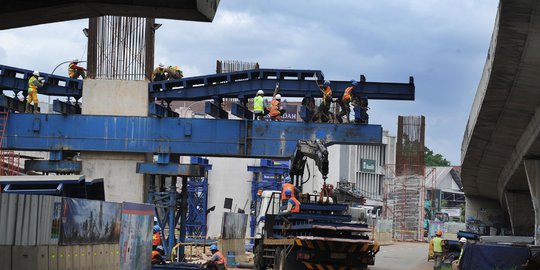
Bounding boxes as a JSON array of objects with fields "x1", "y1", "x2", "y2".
[{"x1": 253, "y1": 140, "x2": 380, "y2": 270}]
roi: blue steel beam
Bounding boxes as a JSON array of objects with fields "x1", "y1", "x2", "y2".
[
  {"x1": 24, "y1": 160, "x2": 82, "y2": 173},
  {"x1": 149, "y1": 69, "x2": 415, "y2": 101},
  {"x1": 0, "y1": 65, "x2": 82, "y2": 98},
  {"x1": 136, "y1": 163, "x2": 204, "y2": 176},
  {"x1": 4, "y1": 114, "x2": 382, "y2": 158}
]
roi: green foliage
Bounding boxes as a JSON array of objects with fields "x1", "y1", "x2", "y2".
[{"x1": 425, "y1": 146, "x2": 451, "y2": 166}]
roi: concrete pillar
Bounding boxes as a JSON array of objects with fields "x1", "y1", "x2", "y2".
[
  {"x1": 524, "y1": 160, "x2": 540, "y2": 244},
  {"x1": 81, "y1": 79, "x2": 149, "y2": 203},
  {"x1": 504, "y1": 191, "x2": 534, "y2": 236}
]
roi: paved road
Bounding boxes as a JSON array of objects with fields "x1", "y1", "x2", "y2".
[{"x1": 371, "y1": 242, "x2": 434, "y2": 270}]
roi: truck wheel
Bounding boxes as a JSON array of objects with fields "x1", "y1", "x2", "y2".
[{"x1": 254, "y1": 241, "x2": 267, "y2": 270}]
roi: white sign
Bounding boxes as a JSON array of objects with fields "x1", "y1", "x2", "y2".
[{"x1": 440, "y1": 207, "x2": 461, "y2": 217}]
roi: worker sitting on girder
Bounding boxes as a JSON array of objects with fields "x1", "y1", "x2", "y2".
[
  {"x1": 68, "y1": 59, "x2": 86, "y2": 79},
  {"x1": 268, "y1": 82, "x2": 286, "y2": 121},
  {"x1": 152, "y1": 63, "x2": 168, "y2": 81},
  {"x1": 202, "y1": 244, "x2": 228, "y2": 270},
  {"x1": 167, "y1": 65, "x2": 183, "y2": 80},
  {"x1": 26, "y1": 71, "x2": 44, "y2": 113},
  {"x1": 313, "y1": 80, "x2": 336, "y2": 123},
  {"x1": 253, "y1": 90, "x2": 268, "y2": 120},
  {"x1": 336, "y1": 80, "x2": 358, "y2": 123},
  {"x1": 151, "y1": 245, "x2": 166, "y2": 265},
  {"x1": 352, "y1": 95, "x2": 369, "y2": 124}
]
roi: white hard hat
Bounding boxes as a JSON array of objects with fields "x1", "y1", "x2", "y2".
[
  {"x1": 275, "y1": 94, "x2": 282, "y2": 99},
  {"x1": 154, "y1": 217, "x2": 158, "y2": 222},
  {"x1": 257, "y1": 90, "x2": 264, "y2": 95},
  {"x1": 159, "y1": 63, "x2": 164, "y2": 68},
  {"x1": 33, "y1": 71, "x2": 40, "y2": 76},
  {"x1": 459, "y1": 237, "x2": 467, "y2": 243},
  {"x1": 73, "y1": 59, "x2": 79, "y2": 62}
]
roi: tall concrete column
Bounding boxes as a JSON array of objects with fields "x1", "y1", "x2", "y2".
[
  {"x1": 524, "y1": 160, "x2": 540, "y2": 244},
  {"x1": 504, "y1": 191, "x2": 534, "y2": 236}
]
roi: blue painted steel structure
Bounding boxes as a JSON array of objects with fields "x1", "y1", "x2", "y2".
[
  {"x1": 0, "y1": 64, "x2": 82, "y2": 99},
  {"x1": 149, "y1": 69, "x2": 414, "y2": 101},
  {"x1": 247, "y1": 159, "x2": 289, "y2": 241},
  {"x1": 4, "y1": 114, "x2": 383, "y2": 158},
  {"x1": 186, "y1": 157, "x2": 212, "y2": 240}
]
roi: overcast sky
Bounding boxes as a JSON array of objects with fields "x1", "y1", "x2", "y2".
[{"x1": 0, "y1": 1, "x2": 499, "y2": 165}]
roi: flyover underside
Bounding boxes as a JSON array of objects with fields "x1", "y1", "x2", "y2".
[
  {"x1": 461, "y1": 0, "x2": 540, "y2": 202},
  {"x1": 0, "y1": 0, "x2": 219, "y2": 30},
  {"x1": 3, "y1": 114, "x2": 382, "y2": 159}
]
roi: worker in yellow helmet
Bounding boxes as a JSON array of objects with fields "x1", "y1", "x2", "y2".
[
  {"x1": 429, "y1": 230, "x2": 445, "y2": 270},
  {"x1": 167, "y1": 65, "x2": 183, "y2": 80},
  {"x1": 26, "y1": 71, "x2": 44, "y2": 113}
]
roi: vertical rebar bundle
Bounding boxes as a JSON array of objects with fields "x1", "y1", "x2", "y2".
[
  {"x1": 396, "y1": 116, "x2": 425, "y2": 176},
  {"x1": 87, "y1": 16, "x2": 155, "y2": 81}
]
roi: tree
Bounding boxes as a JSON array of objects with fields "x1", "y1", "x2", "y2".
[{"x1": 425, "y1": 146, "x2": 451, "y2": 166}]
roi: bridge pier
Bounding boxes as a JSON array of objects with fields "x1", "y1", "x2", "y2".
[
  {"x1": 524, "y1": 160, "x2": 540, "y2": 244},
  {"x1": 504, "y1": 191, "x2": 534, "y2": 236}
]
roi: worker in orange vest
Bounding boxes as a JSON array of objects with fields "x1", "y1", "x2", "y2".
[
  {"x1": 268, "y1": 82, "x2": 285, "y2": 120},
  {"x1": 203, "y1": 244, "x2": 227, "y2": 270},
  {"x1": 282, "y1": 189, "x2": 301, "y2": 214},
  {"x1": 67, "y1": 59, "x2": 86, "y2": 79},
  {"x1": 152, "y1": 217, "x2": 162, "y2": 250},
  {"x1": 314, "y1": 80, "x2": 334, "y2": 122},
  {"x1": 281, "y1": 178, "x2": 296, "y2": 206},
  {"x1": 151, "y1": 245, "x2": 165, "y2": 265},
  {"x1": 337, "y1": 80, "x2": 358, "y2": 123}
]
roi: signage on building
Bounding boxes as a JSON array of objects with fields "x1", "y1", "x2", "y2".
[
  {"x1": 440, "y1": 207, "x2": 461, "y2": 217},
  {"x1": 281, "y1": 104, "x2": 298, "y2": 121},
  {"x1": 360, "y1": 159, "x2": 376, "y2": 172}
]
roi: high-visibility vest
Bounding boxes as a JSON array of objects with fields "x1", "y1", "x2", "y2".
[
  {"x1": 281, "y1": 183, "x2": 295, "y2": 200},
  {"x1": 288, "y1": 197, "x2": 301, "y2": 213},
  {"x1": 254, "y1": 96, "x2": 264, "y2": 113},
  {"x1": 68, "y1": 63, "x2": 78, "y2": 78},
  {"x1": 269, "y1": 99, "x2": 281, "y2": 116},
  {"x1": 214, "y1": 251, "x2": 227, "y2": 267},
  {"x1": 152, "y1": 231, "x2": 161, "y2": 246},
  {"x1": 322, "y1": 86, "x2": 332, "y2": 105},
  {"x1": 432, "y1": 237, "x2": 443, "y2": 253},
  {"x1": 343, "y1": 86, "x2": 354, "y2": 102},
  {"x1": 459, "y1": 246, "x2": 464, "y2": 260},
  {"x1": 28, "y1": 76, "x2": 38, "y2": 92}
]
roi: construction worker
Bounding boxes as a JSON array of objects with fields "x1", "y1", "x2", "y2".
[
  {"x1": 353, "y1": 95, "x2": 369, "y2": 124},
  {"x1": 337, "y1": 80, "x2": 358, "y2": 123},
  {"x1": 268, "y1": 83, "x2": 285, "y2": 121},
  {"x1": 429, "y1": 230, "x2": 445, "y2": 270},
  {"x1": 152, "y1": 218, "x2": 162, "y2": 250},
  {"x1": 253, "y1": 90, "x2": 267, "y2": 120},
  {"x1": 281, "y1": 189, "x2": 301, "y2": 214},
  {"x1": 151, "y1": 245, "x2": 165, "y2": 265},
  {"x1": 202, "y1": 244, "x2": 227, "y2": 270},
  {"x1": 26, "y1": 71, "x2": 44, "y2": 113},
  {"x1": 167, "y1": 65, "x2": 183, "y2": 79},
  {"x1": 68, "y1": 59, "x2": 86, "y2": 79},
  {"x1": 452, "y1": 237, "x2": 467, "y2": 270},
  {"x1": 152, "y1": 63, "x2": 168, "y2": 81},
  {"x1": 281, "y1": 178, "x2": 296, "y2": 206},
  {"x1": 314, "y1": 80, "x2": 335, "y2": 123}
]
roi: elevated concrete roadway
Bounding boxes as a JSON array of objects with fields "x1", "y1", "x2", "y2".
[
  {"x1": 0, "y1": 0, "x2": 219, "y2": 30},
  {"x1": 462, "y1": 0, "x2": 540, "y2": 240}
]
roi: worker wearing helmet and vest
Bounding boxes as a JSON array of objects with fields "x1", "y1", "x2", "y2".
[
  {"x1": 26, "y1": 71, "x2": 44, "y2": 113},
  {"x1": 429, "y1": 230, "x2": 445, "y2": 270},
  {"x1": 452, "y1": 237, "x2": 467, "y2": 270},
  {"x1": 253, "y1": 90, "x2": 268, "y2": 120},
  {"x1": 337, "y1": 80, "x2": 358, "y2": 123},
  {"x1": 152, "y1": 217, "x2": 162, "y2": 250},
  {"x1": 68, "y1": 59, "x2": 87, "y2": 79},
  {"x1": 167, "y1": 65, "x2": 183, "y2": 79},
  {"x1": 314, "y1": 80, "x2": 335, "y2": 123},
  {"x1": 281, "y1": 178, "x2": 296, "y2": 206},
  {"x1": 203, "y1": 244, "x2": 227, "y2": 270},
  {"x1": 282, "y1": 189, "x2": 301, "y2": 214},
  {"x1": 153, "y1": 63, "x2": 168, "y2": 81},
  {"x1": 151, "y1": 245, "x2": 165, "y2": 265},
  {"x1": 268, "y1": 82, "x2": 285, "y2": 120}
]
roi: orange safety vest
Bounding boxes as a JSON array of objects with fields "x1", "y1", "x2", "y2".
[
  {"x1": 214, "y1": 251, "x2": 227, "y2": 267},
  {"x1": 269, "y1": 99, "x2": 281, "y2": 117},
  {"x1": 289, "y1": 197, "x2": 301, "y2": 213},
  {"x1": 151, "y1": 250, "x2": 161, "y2": 264},
  {"x1": 281, "y1": 183, "x2": 295, "y2": 200},
  {"x1": 322, "y1": 86, "x2": 332, "y2": 106},
  {"x1": 152, "y1": 231, "x2": 161, "y2": 246},
  {"x1": 342, "y1": 86, "x2": 354, "y2": 102}
]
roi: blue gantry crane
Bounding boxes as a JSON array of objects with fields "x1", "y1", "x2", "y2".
[{"x1": 0, "y1": 63, "x2": 415, "y2": 259}]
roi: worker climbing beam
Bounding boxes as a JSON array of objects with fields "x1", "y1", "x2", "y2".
[
  {"x1": 3, "y1": 114, "x2": 382, "y2": 158},
  {"x1": 149, "y1": 68, "x2": 414, "y2": 101}
]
